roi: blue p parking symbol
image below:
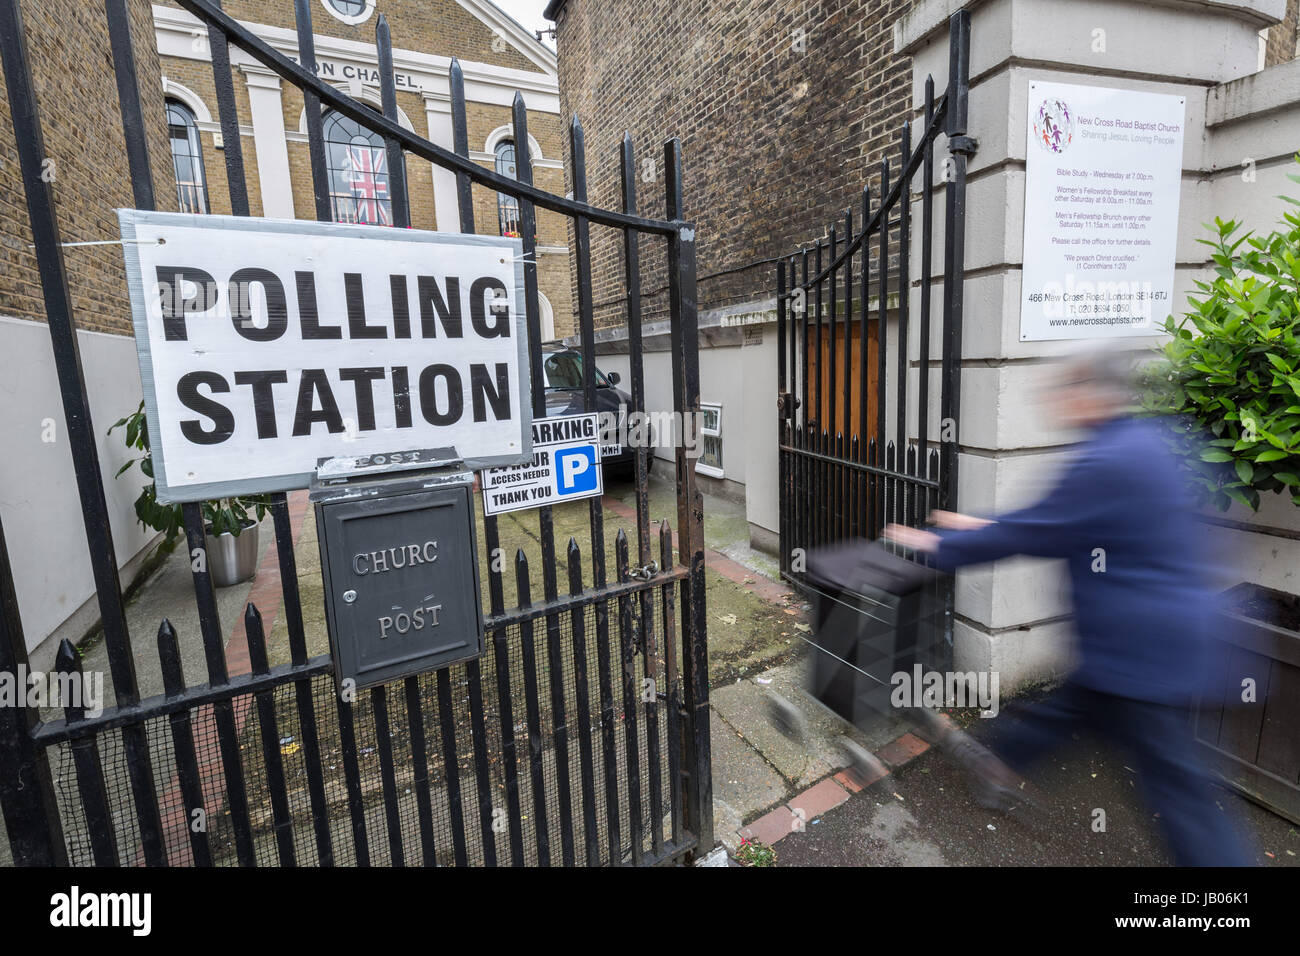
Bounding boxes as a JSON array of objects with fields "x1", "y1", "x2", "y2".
[{"x1": 555, "y1": 446, "x2": 599, "y2": 496}]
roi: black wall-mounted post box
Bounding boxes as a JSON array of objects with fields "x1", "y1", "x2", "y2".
[{"x1": 310, "y1": 448, "x2": 484, "y2": 692}]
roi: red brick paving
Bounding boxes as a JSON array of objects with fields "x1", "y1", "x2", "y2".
[
  {"x1": 600, "y1": 494, "x2": 793, "y2": 606},
  {"x1": 739, "y1": 729, "x2": 926, "y2": 849},
  {"x1": 835, "y1": 756, "x2": 889, "y2": 793},
  {"x1": 740, "y1": 805, "x2": 799, "y2": 845},
  {"x1": 788, "y1": 777, "x2": 850, "y2": 820},
  {"x1": 876, "y1": 732, "x2": 931, "y2": 769}
]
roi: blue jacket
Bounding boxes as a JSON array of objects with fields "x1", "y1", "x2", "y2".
[{"x1": 933, "y1": 415, "x2": 1214, "y2": 704}]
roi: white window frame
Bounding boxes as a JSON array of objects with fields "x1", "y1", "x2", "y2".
[
  {"x1": 537, "y1": 292, "x2": 555, "y2": 342},
  {"x1": 696, "y1": 401, "x2": 724, "y2": 478},
  {"x1": 321, "y1": 0, "x2": 376, "y2": 27}
]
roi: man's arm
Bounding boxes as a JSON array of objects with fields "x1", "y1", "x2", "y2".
[
  {"x1": 933, "y1": 500, "x2": 1069, "y2": 571},
  {"x1": 930, "y1": 451, "x2": 1104, "y2": 571}
]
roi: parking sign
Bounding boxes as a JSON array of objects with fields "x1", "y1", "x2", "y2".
[
  {"x1": 480, "y1": 413, "x2": 605, "y2": 515},
  {"x1": 555, "y1": 446, "x2": 599, "y2": 494}
]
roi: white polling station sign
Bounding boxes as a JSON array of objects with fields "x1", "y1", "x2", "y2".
[
  {"x1": 117, "y1": 210, "x2": 532, "y2": 503},
  {"x1": 480, "y1": 413, "x2": 604, "y2": 516}
]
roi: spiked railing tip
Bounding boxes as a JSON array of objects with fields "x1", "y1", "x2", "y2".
[{"x1": 55, "y1": 637, "x2": 79, "y2": 673}]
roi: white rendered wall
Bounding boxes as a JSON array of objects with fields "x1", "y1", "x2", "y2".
[
  {"x1": 597, "y1": 327, "x2": 782, "y2": 537},
  {"x1": 0, "y1": 317, "x2": 157, "y2": 665}
]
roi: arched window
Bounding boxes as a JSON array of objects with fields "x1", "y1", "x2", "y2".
[
  {"x1": 324, "y1": 109, "x2": 392, "y2": 226},
  {"x1": 495, "y1": 140, "x2": 521, "y2": 238},
  {"x1": 166, "y1": 100, "x2": 208, "y2": 214}
]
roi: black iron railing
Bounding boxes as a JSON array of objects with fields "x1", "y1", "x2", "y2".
[
  {"x1": 0, "y1": 0, "x2": 710, "y2": 866},
  {"x1": 776, "y1": 12, "x2": 973, "y2": 643}
]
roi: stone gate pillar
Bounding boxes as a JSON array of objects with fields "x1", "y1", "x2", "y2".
[{"x1": 894, "y1": 0, "x2": 1286, "y2": 690}]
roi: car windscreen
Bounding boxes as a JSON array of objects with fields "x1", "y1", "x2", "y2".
[{"x1": 542, "y1": 351, "x2": 609, "y2": 389}]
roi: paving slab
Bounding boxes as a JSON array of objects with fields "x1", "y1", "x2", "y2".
[
  {"x1": 613, "y1": 469, "x2": 780, "y2": 582},
  {"x1": 48, "y1": 511, "x2": 276, "y2": 712},
  {"x1": 710, "y1": 713, "x2": 788, "y2": 851},
  {"x1": 711, "y1": 679, "x2": 841, "y2": 787},
  {"x1": 713, "y1": 657, "x2": 908, "y2": 792}
]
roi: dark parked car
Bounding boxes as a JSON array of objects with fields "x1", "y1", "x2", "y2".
[{"x1": 540, "y1": 345, "x2": 639, "y2": 479}]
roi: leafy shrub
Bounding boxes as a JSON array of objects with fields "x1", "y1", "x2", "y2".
[
  {"x1": 1140, "y1": 157, "x2": 1300, "y2": 511},
  {"x1": 109, "y1": 400, "x2": 269, "y2": 550}
]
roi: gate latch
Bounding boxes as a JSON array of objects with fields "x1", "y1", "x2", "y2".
[{"x1": 629, "y1": 561, "x2": 659, "y2": 581}]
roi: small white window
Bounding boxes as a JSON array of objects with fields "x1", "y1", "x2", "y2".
[
  {"x1": 696, "y1": 402, "x2": 723, "y2": 478},
  {"x1": 322, "y1": 0, "x2": 376, "y2": 26}
]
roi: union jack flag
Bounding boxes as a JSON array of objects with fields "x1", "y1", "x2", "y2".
[{"x1": 342, "y1": 145, "x2": 391, "y2": 225}]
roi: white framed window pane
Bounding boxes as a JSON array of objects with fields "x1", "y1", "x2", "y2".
[
  {"x1": 697, "y1": 402, "x2": 723, "y2": 475},
  {"x1": 701, "y1": 435, "x2": 723, "y2": 471},
  {"x1": 323, "y1": 110, "x2": 392, "y2": 226},
  {"x1": 165, "y1": 99, "x2": 208, "y2": 215}
]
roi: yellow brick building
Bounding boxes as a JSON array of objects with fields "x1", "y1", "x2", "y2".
[
  {"x1": 154, "y1": 0, "x2": 574, "y2": 337},
  {"x1": 0, "y1": 0, "x2": 576, "y2": 664}
]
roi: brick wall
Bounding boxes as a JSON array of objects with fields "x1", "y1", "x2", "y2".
[
  {"x1": 1265, "y1": 0, "x2": 1299, "y2": 66},
  {"x1": 0, "y1": 0, "x2": 174, "y2": 335},
  {"x1": 548, "y1": 0, "x2": 917, "y2": 328},
  {"x1": 219, "y1": 0, "x2": 542, "y2": 73}
]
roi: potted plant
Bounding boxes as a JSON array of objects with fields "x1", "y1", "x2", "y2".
[
  {"x1": 109, "y1": 401, "x2": 269, "y2": 587},
  {"x1": 1139, "y1": 155, "x2": 1300, "y2": 821}
]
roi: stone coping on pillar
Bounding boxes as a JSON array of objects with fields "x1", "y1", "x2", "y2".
[
  {"x1": 895, "y1": 0, "x2": 1287, "y2": 57},
  {"x1": 1207, "y1": 56, "x2": 1300, "y2": 126}
]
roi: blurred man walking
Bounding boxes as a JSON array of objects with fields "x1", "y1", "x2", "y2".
[{"x1": 886, "y1": 347, "x2": 1248, "y2": 867}]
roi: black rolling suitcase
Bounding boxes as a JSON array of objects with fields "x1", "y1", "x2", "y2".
[
  {"x1": 768, "y1": 538, "x2": 975, "y2": 784},
  {"x1": 769, "y1": 539, "x2": 1031, "y2": 808},
  {"x1": 803, "y1": 540, "x2": 948, "y2": 726}
]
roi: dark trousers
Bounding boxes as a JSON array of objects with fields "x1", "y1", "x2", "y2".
[{"x1": 987, "y1": 682, "x2": 1250, "y2": 867}]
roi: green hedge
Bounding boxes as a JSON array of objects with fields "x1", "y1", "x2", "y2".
[{"x1": 1141, "y1": 156, "x2": 1300, "y2": 512}]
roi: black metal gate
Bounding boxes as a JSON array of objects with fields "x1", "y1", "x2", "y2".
[
  {"x1": 0, "y1": 0, "x2": 710, "y2": 866},
  {"x1": 776, "y1": 12, "x2": 972, "y2": 636}
]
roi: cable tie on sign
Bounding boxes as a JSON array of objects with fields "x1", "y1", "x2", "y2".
[{"x1": 27, "y1": 238, "x2": 165, "y2": 249}]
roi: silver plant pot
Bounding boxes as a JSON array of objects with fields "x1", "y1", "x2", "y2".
[{"x1": 204, "y1": 521, "x2": 260, "y2": 588}]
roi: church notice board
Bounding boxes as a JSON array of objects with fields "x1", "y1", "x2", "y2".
[
  {"x1": 1020, "y1": 81, "x2": 1186, "y2": 341},
  {"x1": 117, "y1": 210, "x2": 532, "y2": 503}
]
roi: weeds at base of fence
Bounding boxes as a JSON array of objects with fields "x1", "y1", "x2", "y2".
[{"x1": 735, "y1": 836, "x2": 777, "y2": 867}]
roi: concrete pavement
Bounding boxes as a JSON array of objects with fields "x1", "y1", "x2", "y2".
[{"x1": 722, "y1": 677, "x2": 1300, "y2": 867}]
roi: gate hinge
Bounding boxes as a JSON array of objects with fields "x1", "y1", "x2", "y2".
[
  {"x1": 778, "y1": 391, "x2": 800, "y2": 421},
  {"x1": 949, "y1": 135, "x2": 978, "y2": 156}
]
